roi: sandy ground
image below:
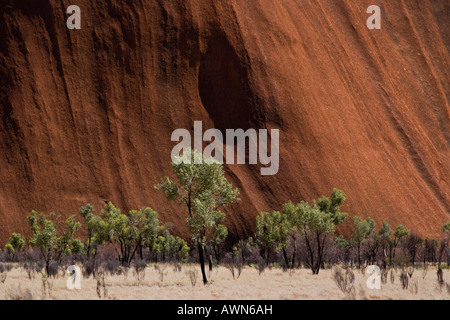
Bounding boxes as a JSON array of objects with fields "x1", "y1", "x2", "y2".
[{"x1": 0, "y1": 264, "x2": 449, "y2": 300}]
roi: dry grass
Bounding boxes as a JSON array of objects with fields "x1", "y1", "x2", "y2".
[{"x1": 0, "y1": 264, "x2": 448, "y2": 300}]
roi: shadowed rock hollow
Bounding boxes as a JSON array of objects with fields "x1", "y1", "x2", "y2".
[{"x1": 0, "y1": 0, "x2": 448, "y2": 244}]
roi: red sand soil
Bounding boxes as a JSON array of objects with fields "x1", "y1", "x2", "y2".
[{"x1": 0, "y1": 0, "x2": 448, "y2": 244}]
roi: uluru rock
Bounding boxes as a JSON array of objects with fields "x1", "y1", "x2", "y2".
[{"x1": 0, "y1": 0, "x2": 448, "y2": 245}]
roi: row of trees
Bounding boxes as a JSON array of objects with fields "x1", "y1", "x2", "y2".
[
  {"x1": 4, "y1": 204, "x2": 189, "y2": 276},
  {"x1": 255, "y1": 207, "x2": 450, "y2": 273},
  {"x1": 2, "y1": 149, "x2": 450, "y2": 284}
]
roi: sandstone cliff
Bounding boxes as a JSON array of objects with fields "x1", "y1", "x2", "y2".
[{"x1": 0, "y1": 0, "x2": 448, "y2": 244}]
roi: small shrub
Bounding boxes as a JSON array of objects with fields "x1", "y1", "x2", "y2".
[
  {"x1": 6, "y1": 285, "x2": 33, "y2": 300},
  {"x1": 255, "y1": 256, "x2": 266, "y2": 275},
  {"x1": 155, "y1": 263, "x2": 168, "y2": 283},
  {"x1": 437, "y1": 268, "x2": 444, "y2": 288},
  {"x1": 421, "y1": 264, "x2": 428, "y2": 279},
  {"x1": 332, "y1": 266, "x2": 355, "y2": 299},
  {"x1": 95, "y1": 270, "x2": 108, "y2": 299},
  {"x1": 82, "y1": 258, "x2": 97, "y2": 278},
  {"x1": 223, "y1": 252, "x2": 243, "y2": 280},
  {"x1": 173, "y1": 262, "x2": 182, "y2": 273},
  {"x1": 41, "y1": 273, "x2": 53, "y2": 299},
  {"x1": 410, "y1": 279, "x2": 418, "y2": 295},
  {"x1": 185, "y1": 269, "x2": 198, "y2": 287},
  {"x1": 0, "y1": 263, "x2": 12, "y2": 283},
  {"x1": 407, "y1": 266, "x2": 414, "y2": 278},
  {"x1": 133, "y1": 259, "x2": 146, "y2": 281},
  {"x1": 0, "y1": 272, "x2": 6, "y2": 283},
  {"x1": 103, "y1": 258, "x2": 122, "y2": 277},
  {"x1": 390, "y1": 268, "x2": 395, "y2": 284},
  {"x1": 47, "y1": 261, "x2": 59, "y2": 278},
  {"x1": 400, "y1": 269, "x2": 409, "y2": 289},
  {"x1": 5, "y1": 244, "x2": 14, "y2": 256},
  {"x1": 380, "y1": 267, "x2": 388, "y2": 284}
]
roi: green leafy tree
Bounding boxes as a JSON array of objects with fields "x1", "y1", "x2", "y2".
[
  {"x1": 403, "y1": 231, "x2": 422, "y2": 265},
  {"x1": 6, "y1": 232, "x2": 26, "y2": 256},
  {"x1": 79, "y1": 204, "x2": 99, "y2": 257},
  {"x1": 392, "y1": 224, "x2": 409, "y2": 264},
  {"x1": 55, "y1": 215, "x2": 81, "y2": 262},
  {"x1": 366, "y1": 226, "x2": 383, "y2": 265},
  {"x1": 256, "y1": 208, "x2": 293, "y2": 267},
  {"x1": 443, "y1": 222, "x2": 450, "y2": 266},
  {"x1": 443, "y1": 222, "x2": 450, "y2": 234},
  {"x1": 70, "y1": 238, "x2": 84, "y2": 255},
  {"x1": 256, "y1": 211, "x2": 282, "y2": 264},
  {"x1": 153, "y1": 229, "x2": 190, "y2": 262},
  {"x1": 27, "y1": 210, "x2": 57, "y2": 275},
  {"x1": 379, "y1": 222, "x2": 410, "y2": 266},
  {"x1": 351, "y1": 216, "x2": 375, "y2": 267},
  {"x1": 156, "y1": 149, "x2": 239, "y2": 284},
  {"x1": 210, "y1": 223, "x2": 228, "y2": 262},
  {"x1": 96, "y1": 202, "x2": 139, "y2": 265},
  {"x1": 335, "y1": 235, "x2": 351, "y2": 263},
  {"x1": 129, "y1": 207, "x2": 164, "y2": 260},
  {"x1": 5, "y1": 244, "x2": 14, "y2": 255},
  {"x1": 27, "y1": 210, "x2": 80, "y2": 275},
  {"x1": 292, "y1": 188, "x2": 348, "y2": 274},
  {"x1": 378, "y1": 220, "x2": 392, "y2": 265},
  {"x1": 94, "y1": 202, "x2": 168, "y2": 265}
]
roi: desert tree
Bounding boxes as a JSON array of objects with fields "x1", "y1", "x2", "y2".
[
  {"x1": 378, "y1": 220, "x2": 392, "y2": 266},
  {"x1": 27, "y1": 210, "x2": 80, "y2": 275},
  {"x1": 391, "y1": 225, "x2": 410, "y2": 265},
  {"x1": 156, "y1": 148, "x2": 239, "y2": 284},
  {"x1": 79, "y1": 204, "x2": 99, "y2": 257},
  {"x1": 55, "y1": 215, "x2": 81, "y2": 263},
  {"x1": 377, "y1": 221, "x2": 409, "y2": 266},
  {"x1": 129, "y1": 207, "x2": 164, "y2": 260},
  {"x1": 231, "y1": 237, "x2": 258, "y2": 267},
  {"x1": 27, "y1": 210, "x2": 58, "y2": 275},
  {"x1": 442, "y1": 222, "x2": 450, "y2": 266},
  {"x1": 365, "y1": 226, "x2": 384, "y2": 265},
  {"x1": 210, "y1": 222, "x2": 228, "y2": 263},
  {"x1": 281, "y1": 201, "x2": 302, "y2": 269},
  {"x1": 403, "y1": 231, "x2": 423, "y2": 266},
  {"x1": 5, "y1": 232, "x2": 26, "y2": 257},
  {"x1": 256, "y1": 210, "x2": 291, "y2": 266},
  {"x1": 70, "y1": 238, "x2": 84, "y2": 255},
  {"x1": 152, "y1": 229, "x2": 190, "y2": 263},
  {"x1": 95, "y1": 202, "x2": 138, "y2": 265},
  {"x1": 334, "y1": 235, "x2": 351, "y2": 265},
  {"x1": 95, "y1": 203, "x2": 164, "y2": 266},
  {"x1": 351, "y1": 216, "x2": 375, "y2": 268},
  {"x1": 423, "y1": 238, "x2": 438, "y2": 264},
  {"x1": 292, "y1": 188, "x2": 348, "y2": 274}
]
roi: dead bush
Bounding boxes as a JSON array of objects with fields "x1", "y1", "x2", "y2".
[
  {"x1": 332, "y1": 266, "x2": 355, "y2": 299},
  {"x1": 185, "y1": 268, "x2": 198, "y2": 287}
]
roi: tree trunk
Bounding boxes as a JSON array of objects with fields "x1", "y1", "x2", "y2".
[
  {"x1": 357, "y1": 244, "x2": 361, "y2": 268},
  {"x1": 282, "y1": 247, "x2": 290, "y2": 269},
  {"x1": 87, "y1": 233, "x2": 92, "y2": 257},
  {"x1": 197, "y1": 241, "x2": 208, "y2": 285},
  {"x1": 291, "y1": 238, "x2": 297, "y2": 269},
  {"x1": 208, "y1": 255, "x2": 213, "y2": 272}
]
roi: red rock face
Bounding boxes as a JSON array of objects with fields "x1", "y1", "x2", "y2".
[{"x1": 0, "y1": 0, "x2": 448, "y2": 244}]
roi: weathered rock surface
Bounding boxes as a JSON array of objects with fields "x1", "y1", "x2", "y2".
[{"x1": 0, "y1": 0, "x2": 448, "y2": 243}]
